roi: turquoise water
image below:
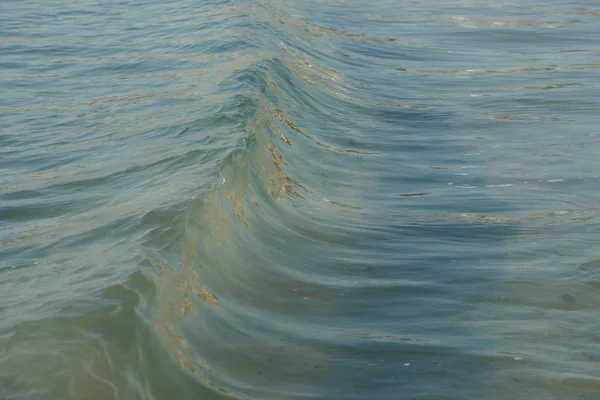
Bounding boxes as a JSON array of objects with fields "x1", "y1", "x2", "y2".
[{"x1": 2, "y1": 0, "x2": 600, "y2": 399}]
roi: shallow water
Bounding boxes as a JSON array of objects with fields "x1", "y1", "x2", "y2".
[{"x1": 1, "y1": 0, "x2": 600, "y2": 399}]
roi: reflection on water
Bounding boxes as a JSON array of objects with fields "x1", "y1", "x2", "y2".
[{"x1": 1, "y1": 0, "x2": 600, "y2": 399}]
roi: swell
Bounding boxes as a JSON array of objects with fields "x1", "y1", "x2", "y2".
[
  {"x1": 130, "y1": 2, "x2": 497, "y2": 399},
  {"x1": 103, "y1": 0, "x2": 538, "y2": 397},
  {"x1": 139, "y1": 18, "x2": 383, "y2": 400},
  {"x1": 131, "y1": 1, "x2": 448, "y2": 398}
]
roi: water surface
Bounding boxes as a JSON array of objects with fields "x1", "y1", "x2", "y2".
[{"x1": 1, "y1": 0, "x2": 600, "y2": 399}]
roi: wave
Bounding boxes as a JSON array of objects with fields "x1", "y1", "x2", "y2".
[
  {"x1": 128, "y1": 2, "x2": 468, "y2": 398},
  {"x1": 128, "y1": 3, "x2": 497, "y2": 399},
  {"x1": 5, "y1": 0, "x2": 600, "y2": 399}
]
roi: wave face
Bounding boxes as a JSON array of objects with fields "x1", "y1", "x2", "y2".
[{"x1": 2, "y1": 0, "x2": 600, "y2": 399}]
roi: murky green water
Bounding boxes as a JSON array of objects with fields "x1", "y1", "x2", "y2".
[{"x1": 2, "y1": 0, "x2": 600, "y2": 399}]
